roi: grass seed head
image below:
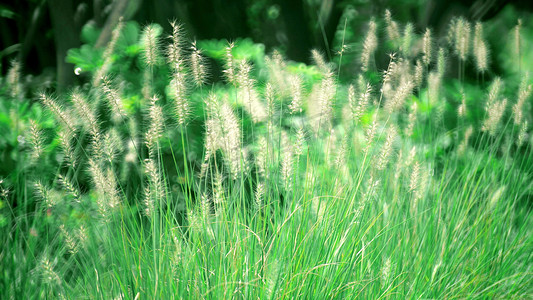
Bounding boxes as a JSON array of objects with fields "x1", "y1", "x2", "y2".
[
  {"x1": 288, "y1": 74, "x2": 303, "y2": 114},
  {"x1": 483, "y1": 98, "x2": 507, "y2": 136},
  {"x1": 517, "y1": 120, "x2": 529, "y2": 147},
  {"x1": 190, "y1": 41, "x2": 207, "y2": 87},
  {"x1": 414, "y1": 59, "x2": 424, "y2": 88},
  {"x1": 512, "y1": 73, "x2": 531, "y2": 125},
  {"x1": 141, "y1": 24, "x2": 162, "y2": 67},
  {"x1": 7, "y1": 60, "x2": 22, "y2": 99},
  {"x1": 223, "y1": 42, "x2": 236, "y2": 85},
  {"x1": 384, "y1": 10, "x2": 401, "y2": 47},
  {"x1": 458, "y1": 125, "x2": 474, "y2": 156},
  {"x1": 473, "y1": 22, "x2": 490, "y2": 73},
  {"x1": 169, "y1": 71, "x2": 189, "y2": 127},
  {"x1": 145, "y1": 95, "x2": 164, "y2": 158},
  {"x1": 514, "y1": 19, "x2": 522, "y2": 58},
  {"x1": 167, "y1": 20, "x2": 184, "y2": 71},
  {"x1": 361, "y1": 19, "x2": 378, "y2": 72},
  {"x1": 422, "y1": 28, "x2": 432, "y2": 66},
  {"x1": 401, "y1": 23, "x2": 414, "y2": 57},
  {"x1": 451, "y1": 17, "x2": 471, "y2": 61},
  {"x1": 437, "y1": 47, "x2": 447, "y2": 77},
  {"x1": 28, "y1": 120, "x2": 44, "y2": 163},
  {"x1": 377, "y1": 125, "x2": 398, "y2": 171},
  {"x1": 311, "y1": 49, "x2": 331, "y2": 75}
]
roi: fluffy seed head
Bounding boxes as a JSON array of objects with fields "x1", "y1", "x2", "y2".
[
  {"x1": 35, "y1": 181, "x2": 54, "y2": 208},
  {"x1": 7, "y1": 60, "x2": 22, "y2": 99},
  {"x1": 102, "y1": 128, "x2": 123, "y2": 163},
  {"x1": 237, "y1": 60, "x2": 267, "y2": 122},
  {"x1": 205, "y1": 98, "x2": 243, "y2": 180},
  {"x1": 512, "y1": 73, "x2": 532, "y2": 125},
  {"x1": 409, "y1": 161, "x2": 420, "y2": 193},
  {"x1": 405, "y1": 145, "x2": 417, "y2": 168},
  {"x1": 254, "y1": 182, "x2": 265, "y2": 211},
  {"x1": 76, "y1": 225, "x2": 88, "y2": 249},
  {"x1": 101, "y1": 77, "x2": 126, "y2": 122},
  {"x1": 265, "y1": 83, "x2": 276, "y2": 120},
  {"x1": 517, "y1": 121, "x2": 528, "y2": 147},
  {"x1": 414, "y1": 60, "x2": 424, "y2": 89},
  {"x1": 28, "y1": 120, "x2": 44, "y2": 163},
  {"x1": 428, "y1": 72, "x2": 441, "y2": 106},
  {"x1": 141, "y1": 24, "x2": 162, "y2": 67},
  {"x1": 190, "y1": 41, "x2": 207, "y2": 87},
  {"x1": 59, "y1": 224, "x2": 78, "y2": 254},
  {"x1": 311, "y1": 49, "x2": 331, "y2": 75},
  {"x1": 363, "y1": 173, "x2": 381, "y2": 201},
  {"x1": 473, "y1": 22, "x2": 490, "y2": 73},
  {"x1": 281, "y1": 145, "x2": 294, "y2": 190},
  {"x1": 169, "y1": 71, "x2": 189, "y2": 126},
  {"x1": 514, "y1": 19, "x2": 522, "y2": 58},
  {"x1": 457, "y1": 125, "x2": 473, "y2": 155},
  {"x1": 223, "y1": 42, "x2": 236, "y2": 85},
  {"x1": 88, "y1": 159, "x2": 109, "y2": 218},
  {"x1": 487, "y1": 77, "x2": 503, "y2": 106},
  {"x1": 213, "y1": 172, "x2": 226, "y2": 209},
  {"x1": 103, "y1": 17, "x2": 124, "y2": 61},
  {"x1": 451, "y1": 17, "x2": 471, "y2": 61},
  {"x1": 405, "y1": 101, "x2": 418, "y2": 137},
  {"x1": 353, "y1": 82, "x2": 371, "y2": 123},
  {"x1": 93, "y1": 17, "x2": 124, "y2": 86},
  {"x1": 143, "y1": 158, "x2": 162, "y2": 217},
  {"x1": 437, "y1": 48, "x2": 446, "y2": 77},
  {"x1": 308, "y1": 73, "x2": 336, "y2": 133},
  {"x1": 71, "y1": 89, "x2": 98, "y2": 136},
  {"x1": 288, "y1": 74, "x2": 303, "y2": 114},
  {"x1": 58, "y1": 174, "x2": 79, "y2": 202},
  {"x1": 39, "y1": 92, "x2": 75, "y2": 130},
  {"x1": 361, "y1": 19, "x2": 378, "y2": 72},
  {"x1": 482, "y1": 98, "x2": 507, "y2": 136},
  {"x1": 295, "y1": 127, "x2": 306, "y2": 157},
  {"x1": 458, "y1": 91, "x2": 467, "y2": 118},
  {"x1": 401, "y1": 23, "x2": 414, "y2": 57},
  {"x1": 167, "y1": 21, "x2": 184, "y2": 71},
  {"x1": 254, "y1": 137, "x2": 268, "y2": 178},
  {"x1": 376, "y1": 125, "x2": 398, "y2": 171},
  {"x1": 88, "y1": 160, "x2": 120, "y2": 219},
  {"x1": 422, "y1": 28, "x2": 432, "y2": 66},
  {"x1": 384, "y1": 10, "x2": 401, "y2": 47},
  {"x1": 37, "y1": 256, "x2": 61, "y2": 286},
  {"x1": 385, "y1": 79, "x2": 414, "y2": 113},
  {"x1": 145, "y1": 95, "x2": 164, "y2": 158},
  {"x1": 364, "y1": 116, "x2": 378, "y2": 154},
  {"x1": 348, "y1": 84, "x2": 356, "y2": 121},
  {"x1": 200, "y1": 193, "x2": 211, "y2": 220},
  {"x1": 58, "y1": 127, "x2": 77, "y2": 168},
  {"x1": 221, "y1": 101, "x2": 243, "y2": 179}
]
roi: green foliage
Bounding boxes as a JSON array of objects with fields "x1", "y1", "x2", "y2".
[
  {"x1": 67, "y1": 21, "x2": 142, "y2": 74},
  {"x1": 198, "y1": 37, "x2": 267, "y2": 75}
]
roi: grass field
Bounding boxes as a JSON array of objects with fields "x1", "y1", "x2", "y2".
[{"x1": 0, "y1": 10, "x2": 532, "y2": 299}]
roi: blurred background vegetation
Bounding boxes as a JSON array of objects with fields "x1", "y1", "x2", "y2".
[
  {"x1": 2, "y1": 0, "x2": 533, "y2": 91},
  {"x1": 1, "y1": 0, "x2": 533, "y2": 197},
  {"x1": 1, "y1": 0, "x2": 533, "y2": 203}
]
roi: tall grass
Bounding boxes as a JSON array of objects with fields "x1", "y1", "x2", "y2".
[{"x1": 1, "y1": 10, "x2": 532, "y2": 299}]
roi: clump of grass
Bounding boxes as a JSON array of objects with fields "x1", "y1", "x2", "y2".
[{"x1": 1, "y1": 9, "x2": 532, "y2": 299}]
